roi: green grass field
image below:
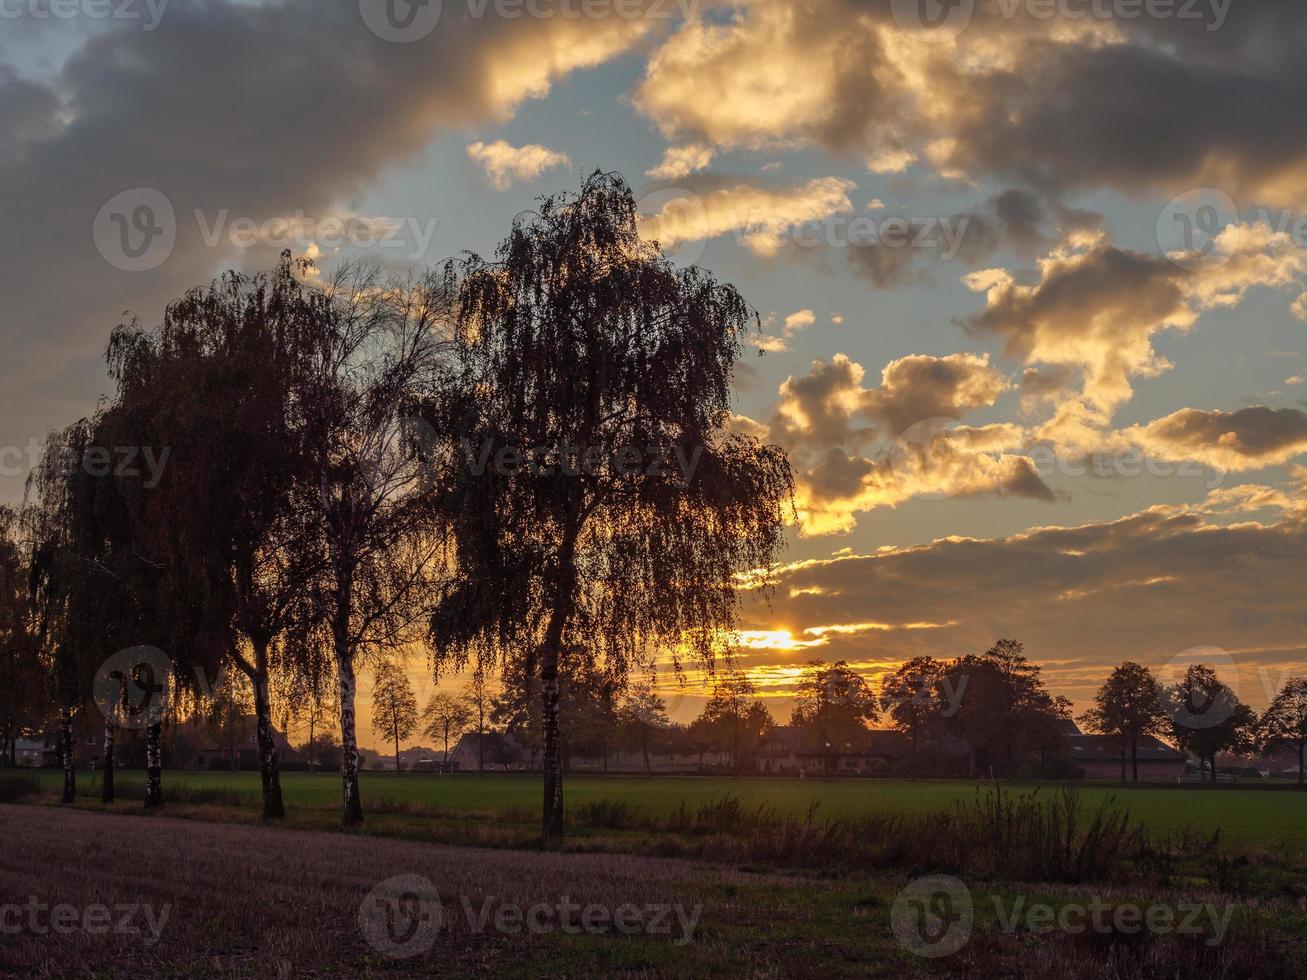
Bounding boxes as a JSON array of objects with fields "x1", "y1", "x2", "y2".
[{"x1": 30, "y1": 769, "x2": 1307, "y2": 852}]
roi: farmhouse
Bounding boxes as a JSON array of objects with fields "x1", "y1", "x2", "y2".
[
  {"x1": 194, "y1": 715, "x2": 301, "y2": 771},
  {"x1": 755, "y1": 725, "x2": 910, "y2": 775},
  {"x1": 1062, "y1": 721, "x2": 1187, "y2": 781}
]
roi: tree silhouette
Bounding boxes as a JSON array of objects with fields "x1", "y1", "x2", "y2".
[
  {"x1": 790, "y1": 660, "x2": 879, "y2": 774},
  {"x1": 1080, "y1": 661, "x2": 1169, "y2": 783},
  {"x1": 1260, "y1": 678, "x2": 1307, "y2": 787},
  {"x1": 1166, "y1": 665, "x2": 1257, "y2": 784},
  {"x1": 104, "y1": 257, "x2": 329, "y2": 818},
  {"x1": 296, "y1": 262, "x2": 448, "y2": 826},
  {"x1": 0, "y1": 507, "x2": 48, "y2": 770},
  {"x1": 423, "y1": 691, "x2": 471, "y2": 764},
  {"x1": 696, "y1": 669, "x2": 770, "y2": 776},
  {"x1": 424, "y1": 171, "x2": 792, "y2": 848},
  {"x1": 371, "y1": 662, "x2": 418, "y2": 773},
  {"x1": 618, "y1": 681, "x2": 669, "y2": 775},
  {"x1": 880, "y1": 656, "x2": 946, "y2": 764}
]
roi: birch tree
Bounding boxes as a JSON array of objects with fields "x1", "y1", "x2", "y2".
[
  {"x1": 298, "y1": 263, "x2": 449, "y2": 826},
  {"x1": 425, "y1": 171, "x2": 793, "y2": 849}
]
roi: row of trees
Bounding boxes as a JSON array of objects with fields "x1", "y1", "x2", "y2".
[
  {"x1": 864, "y1": 640, "x2": 1073, "y2": 778},
  {"x1": 371, "y1": 667, "x2": 775, "y2": 776},
  {"x1": 0, "y1": 172, "x2": 795, "y2": 848},
  {"x1": 1081, "y1": 661, "x2": 1307, "y2": 785}
]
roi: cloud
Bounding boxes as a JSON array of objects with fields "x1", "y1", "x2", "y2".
[
  {"x1": 961, "y1": 225, "x2": 1307, "y2": 441},
  {"x1": 756, "y1": 308, "x2": 817, "y2": 352},
  {"x1": 637, "y1": 177, "x2": 855, "y2": 256},
  {"x1": 749, "y1": 352, "x2": 1051, "y2": 534},
  {"x1": 1129, "y1": 406, "x2": 1307, "y2": 471},
  {"x1": 645, "y1": 143, "x2": 715, "y2": 180},
  {"x1": 844, "y1": 189, "x2": 1099, "y2": 289},
  {"x1": 739, "y1": 501, "x2": 1307, "y2": 712},
  {"x1": 0, "y1": 1, "x2": 659, "y2": 502},
  {"x1": 467, "y1": 140, "x2": 571, "y2": 190},
  {"x1": 634, "y1": 1, "x2": 1307, "y2": 209}
]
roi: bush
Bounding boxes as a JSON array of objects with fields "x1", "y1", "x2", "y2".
[{"x1": 0, "y1": 772, "x2": 41, "y2": 803}]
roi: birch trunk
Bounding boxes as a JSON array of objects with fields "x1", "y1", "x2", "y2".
[
  {"x1": 540, "y1": 663, "x2": 564, "y2": 849},
  {"x1": 101, "y1": 715, "x2": 116, "y2": 804},
  {"x1": 60, "y1": 707, "x2": 75, "y2": 804},
  {"x1": 337, "y1": 657, "x2": 363, "y2": 826},
  {"x1": 143, "y1": 712, "x2": 163, "y2": 809},
  {"x1": 253, "y1": 667, "x2": 286, "y2": 819}
]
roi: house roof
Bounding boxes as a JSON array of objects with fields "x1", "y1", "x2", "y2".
[
  {"x1": 757, "y1": 725, "x2": 909, "y2": 760},
  {"x1": 1067, "y1": 733, "x2": 1184, "y2": 763},
  {"x1": 193, "y1": 714, "x2": 298, "y2": 755}
]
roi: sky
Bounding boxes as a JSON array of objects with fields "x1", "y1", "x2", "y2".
[{"x1": 2, "y1": 0, "x2": 1305, "y2": 750}]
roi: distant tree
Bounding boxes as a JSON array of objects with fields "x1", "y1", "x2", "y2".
[
  {"x1": 790, "y1": 661, "x2": 878, "y2": 774},
  {"x1": 372, "y1": 663, "x2": 418, "y2": 773},
  {"x1": 423, "y1": 692, "x2": 472, "y2": 764},
  {"x1": 1080, "y1": 661, "x2": 1169, "y2": 782},
  {"x1": 425, "y1": 172, "x2": 793, "y2": 848},
  {"x1": 200, "y1": 669, "x2": 255, "y2": 771},
  {"x1": 299, "y1": 732, "x2": 342, "y2": 772},
  {"x1": 463, "y1": 669, "x2": 497, "y2": 773},
  {"x1": 0, "y1": 507, "x2": 47, "y2": 769},
  {"x1": 1260, "y1": 678, "x2": 1307, "y2": 787},
  {"x1": 880, "y1": 657, "x2": 945, "y2": 763},
  {"x1": 1166, "y1": 665, "x2": 1257, "y2": 784},
  {"x1": 480, "y1": 730, "x2": 517, "y2": 771},
  {"x1": 287, "y1": 661, "x2": 337, "y2": 773},
  {"x1": 696, "y1": 669, "x2": 771, "y2": 776},
  {"x1": 937, "y1": 641, "x2": 1068, "y2": 778},
  {"x1": 619, "y1": 682, "x2": 670, "y2": 774}
]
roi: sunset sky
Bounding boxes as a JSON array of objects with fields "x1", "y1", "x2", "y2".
[{"x1": 3, "y1": 1, "x2": 1305, "y2": 747}]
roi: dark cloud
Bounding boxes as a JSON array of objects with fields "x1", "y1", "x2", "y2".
[
  {"x1": 1136, "y1": 406, "x2": 1307, "y2": 470},
  {"x1": 741, "y1": 502, "x2": 1307, "y2": 710},
  {"x1": 0, "y1": 0, "x2": 655, "y2": 501}
]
